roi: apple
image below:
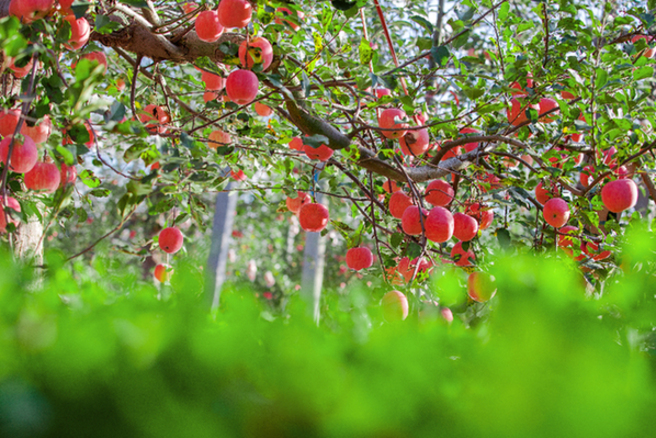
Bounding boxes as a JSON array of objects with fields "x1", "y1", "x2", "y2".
[
  {"x1": 208, "y1": 129, "x2": 231, "y2": 148},
  {"x1": 378, "y1": 108, "x2": 408, "y2": 139},
  {"x1": 580, "y1": 165, "x2": 595, "y2": 187},
  {"x1": 401, "y1": 205, "x2": 428, "y2": 236},
  {"x1": 459, "y1": 127, "x2": 480, "y2": 152},
  {"x1": 601, "y1": 179, "x2": 638, "y2": 213},
  {"x1": 465, "y1": 202, "x2": 494, "y2": 230},
  {"x1": 159, "y1": 227, "x2": 184, "y2": 254},
  {"x1": 21, "y1": 114, "x2": 52, "y2": 144},
  {"x1": 195, "y1": 10, "x2": 224, "y2": 43},
  {"x1": 381, "y1": 290, "x2": 409, "y2": 321},
  {"x1": 451, "y1": 242, "x2": 475, "y2": 267},
  {"x1": 399, "y1": 128, "x2": 430, "y2": 156},
  {"x1": 286, "y1": 191, "x2": 311, "y2": 214},
  {"x1": 64, "y1": 14, "x2": 91, "y2": 50},
  {"x1": 9, "y1": 57, "x2": 34, "y2": 78},
  {"x1": 304, "y1": 143, "x2": 333, "y2": 161},
  {"x1": 543, "y1": 197, "x2": 570, "y2": 228},
  {"x1": 0, "y1": 135, "x2": 38, "y2": 174},
  {"x1": 535, "y1": 181, "x2": 557, "y2": 205},
  {"x1": 226, "y1": 69, "x2": 259, "y2": 105},
  {"x1": 557, "y1": 225, "x2": 578, "y2": 248},
  {"x1": 467, "y1": 272, "x2": 496, "y2": 302},
  {"x1": 299, "y1": 203, "x2": 329, "y2": 232},
  {"x1": 389, "y1": 191, "x2": 413, "y2": 219},
  {"x1": 396, "y1": 257, "x2": 433, "y2": 283},
  {"x1": 9, "y1": 0, "x2": 55, "y2": 23},
  {"x1": 538, "y1": 98, "x2": 558, "y2": 123},
  {"x1": 289, "y1": 137, "x2": 304, "y2": 151},
  {"x1": 253, "y1": 102, "x2": 273, "y2": 117},
  {"x1": 79, "y1": 51, "x2": 108, "y2": 73},
  {"x1": 201, "y1": 70, "x2": 225, "y2": 91},
  {"x1": 0, "y1": 109, "x2": 20, "y2": 137},
  {"x1": 154, "y1": 264, "x2": 173, "y2": 282},
  {"x1": 0, "y1": 196, "x2": 21, "y2": 233},
  {"x1": 425, "y1": 180, "x2": 454, "y2": 207},
  {"x1": 59, "y1": 162, "x2": 77, "y2": 187},
  {"x1": 582, "y1": 241, "x2": 612, "y2": 261},
  {"x1": 139, "y1": 104, "x2": 170, "y2": 135},
  {"x1": 63, "y1": 121, "x2": 95, "y2": 148},
  {"x1": 181, "y1": 2, "x2": 198, "y2": 14},
  {"x1": 230, "y1": 169, "x2": 247, "y2": 181},
  {"x1": 453, "y1": 212, "x2": 478, "y2": 242},
  {"x1": 275, "y1": 7, "x2": 304, "y2": 30},
  {"x1": 434, "y1": 140, "x2": 461, "y2": 161},
  {"x1": 382, "y1": 180, "x2": 400, "y2": 193},
  {"x1": 374, "y1": 87, "x2": 391, "y2": 99},
  {"x1": 346, "y1": 247, "x2": 374, "y2": 271},
  {"x1": 507, "y1": 98, "x2": 538, "y2": 126},
  {"x1": 424, "y1": 207, "x2": 454, "y2": 243},
  {"x1": 217, "y1": 0, "x2": 252, "y2": 28},
  {"x1": 24, "y1": 161, "x2": 61, "y2": 193},
  {"x1": 238, "y1": 37, "x2": 274, "y2": 71},
  {"x1": 632, "y1": 35, "x2": 655, "y2": 58},
  {"x1": 203, "y1": 91, "x2": 218, "y2": 102}
]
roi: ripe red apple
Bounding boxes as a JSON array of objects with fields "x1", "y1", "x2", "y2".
[
  {"x1": 181, "y1": 2, "x2": 198, "y2": 15},
  {"x1": 201, "y1": 70, "x2": 225, "y2": 91},
  {"x1": 9, "y1": 0, "x2": 55, "y2": 22},
  {"x1": 434, "y1": 140, "x2": 461, "y2": 161},
  {"x1": 425, "y1": 180, "x2": 454, "y2": 207},
  {"x1": 0, "y1": 109, "x2": 20, "y2": 137},
  {"x1": 557, "y1": 225, "x2": 578, "y2": 248},
  {"x1": 64, "y1": 14, "x2": 91, "y2": 50},
  {"x1": 465, "y1": 202, "x2": 494, "y2": 230},
  {"x1": 239, "y1": 37, "x2": 274, "y2": 71},
  {"x1": 304, "y1": 143, "x2": 333, "y2": 161},
  {"x1": 286, "y1": 191, "x2": 311, "y2": 214},
  {"x1": 0, "y1": 196, "x2": 21, "y2": 233},
  {"x1": 425, "y1": 207, "x2": 454, "y2": 243},
  {"x1": 289, "y1": 137, "x2": 304, "y2": 151},
  {"x1": 159, "y1": 226, "x2": 184, "y2": 254},
  {"x1": 346, "y1": 247, "x2": 374, "y2": 271},
  {"x1": 154, "y1": 264, "x2": 174, "y2": 282},
  {"x1": 453, "y1": 212, "x2": 478, "y2": 242},
  {"x1": 399, "y1": 128, "x2": 430, "y2": 156},
  {"x1": 389, "y1": 191, "x2": 413, "y2": 219},
  {"x1": 451, "y1": 242, "x2": 475, "y2": 267},
  {"x1": 299, "y1": 203, "x2": 329, "y2": 232},
  {"x1": 374, "y1": 87, "x2": 391, "y2": 99},
  {"x1": 203, "y1": 91, "x2": 218, "y2": 102},
  {"x1": 382, "y1": 180, "x2": 400, "y2": 193},
  {"x1": 459, "y1": 127, "x2": 480, "y2": 152},
  {"x1": 381, "y1": 290, "x2": 409, "y2": 321},
  {"x1": 139, "y1": 104, "x2": 170, "y2": 134},
  {"x1": 195, "y1": 10, "x2": 224, "y2": 42},
  {"x1": 9, "y1": 57, "x2": 34, "y2": 78},
  {"x1": 507, "y1": 98, "x2": 538, "y2": 126},
  {"x1": 79, "y1": 51, "x2": 107, "y2": 73},
  {"x1": 253, "y1": 102, "x2": 272, "y2": 117},
  {"x1": 601, "y1": 179, "x2": 638, "y2": 213},
  {"x1": 63, "y1": 121, "x2": 95, "y2": 148},
  {"x1": 21, "y1": 114, "x2": 52, "y2": 144},
  {"x1": 24, "y1": 161, "x2": 61, "y2": 193},
  {"x1": 275, "y1": 7, "x2": 304, "y2": 30},
  {"x1": 396, "y1": 257, "x2": 433, "y2": 283},
  {"x1": 378, "y1": 108, "x2": 408, "y2": 139},
  {"x1": 401, "y1": 205, "x2": 427, "y2": 236},
  {"x1": 538, "y1": 98, "x2": 558, "y2": 123},
  {"x1": 58, "y1": 0, "x2": 74, "y2": 14},
  {"x1": 208, "y1": 129, "x2": 231, "y2": 148},
  {"x1": 535, "y1": 181, "x2": 557, "y2": 205},
  {"x1": 230, "y1": 169, "x2": 246, "y2": 181},
  {"x1": 226, "y1": 69, "x2": 259, "y2": 105},
  {"x1": 509, "y1": 76, "x2": 533, "y2": 96},
  {"x1": 543, "y1": 197, "x2": 570, "y2": 228},
  {"x1": 582, "y1": 241, "x2": 612, "y2": 261},
  {"x1": 0, "y1": 135, "x2": 38, "y2": 174},
  {"x1": 59, "y1": 162, "x2": 77, "y2": 187},
  {"x1": 580, "y1": 165, "x2": 595, "y2": 187},
  {"x1": 467, "y1": 272, "x2": 496, "y2": 302},
  {"x1": 217, "y1": 0, "x2": 252, "y2": 28},
  {"x1": 632, "y1": 35, "x2": 655, "y2": 58}
]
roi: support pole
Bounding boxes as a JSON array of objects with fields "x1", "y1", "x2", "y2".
[
  {"x1": 205, "y1": 183, "x2": 238, "y2": 310},
  {"x1": 300, "y1": 191, "x2": 327, "y2": 325}
]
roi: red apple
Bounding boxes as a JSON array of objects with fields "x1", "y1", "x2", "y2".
[
  {"x1": 253, "y1": 102, "x2": 272, "y2": 117},
  {"x1": 239, "y1": 37, "x2": 274, "y2": 71},
  {"x1": 154, "y1": 263, "x2": 174, "y2": 282},
  {"x1": 59, "y1": 162, "x2": 77, "y2": 187},
  {"x1": 601, "y1": 179, "x2": 638, "y2": 213},
  {"x1": 535, "y1": 181, "x2": 557, "y2": 205},
  {"x1": 425, "y1": 206, "x2": 454, "y2": 243},
  {"x1": 0, "y1": 109, "x2": 20, "y2": 138},
  {"x1": 139, "y1": 104, "x2": 170, "y2": 135},
  {"x1": 453, "y1": 212, "x2": 478, "y2": 242},
  {"x1": 381, "y1": 290, "x2": 409, "y2": 321},
  {"x1": 63, "y1": 121, "x2": 95, "y2": 148},
  {"x1": 24, "y1": 161, "x2": 61, "y2": 193},
  {"x1": 9, "y1": 0, "x2": 55, "y2": 23},
  {"x1": 21, "y1": 114, "x2": 52, "y2": 144},
  {"x1": 208, "y1": 130, "x2": 231, "y2": 148},
  {"x1": 378, "y1": 108, "x2": 408, "y2": 139},
  {"x1": 399, "y1": 128, "x2": 430, "y2": 156},
  {"x1": 346, "y1": 247, "x2": 374, "y2": 271},
  {"x1": 195, "y1": 10, "x2": 224, "y2": 42},
  {"x1": 226, "y1": 69, "x2": 259, "y2": 105},
  {"x1": 289, "y1": 137, "x2": 304, "y2": 151},
  {"x1": 286, "y1": 191, "x2": 311, "y2": 214},
  {"x1": 382, "y1": 180, "x2": 400, "y2": 193},
  {"x1": 507, "y1": 98, "x2": 538, "y2": 126},
  {"x1": 459, "y1": 127, "x2": 480, "y2": 152},
  {"x1": 467, "y1": 272, "x2": 496, "y2": 302},
  {"x1": 538, "y1": 98, "x2": 558, "y2": 123},
  {"x1": 401, "y1": 205, "x2": 428, "y2": 236},
  {"x1": 9, "y1": 57, "x2": 34, "y2": 78},
  {"x1": 275, "y1": 7, "x2": 304, "y2": 30},
  {"x1": 389, "y1": 191, "x2": 413, "y2": 219},
  {"x1": 0, "y1": 135, "x2": 38, "y2": 174},
  {"x1": 217, "y1": 0, "x2": 252, "y2": 28},
  {"x1": 557, "y1": 225, "x2": 578, "y2": 248},
  {"x1": 0, "y1": 196, "x2": 21, "y2": 233},
  {"x1": 201, "y1": 70, "x2": 225, "y2": 91},
  {"x1": 230, "y1": 169, "x2": 246, "y2": 181},
  {"x1": 79, "y1": 51, "x2": 107, "y2": 73},
  {"x1": 304, "y1": 143, "x2": 333, "y2": 161},
  {"x1": 374, "y1": 87, "x2": 391, "y2": 99},
  {"x1": 64, "y1": 14, "x2": 91, "y2": 50},
  {"x1": 425, "y1": 180, "x2": 454, "y2": 207},
  {"x1": 299, "y1": 203, "x2": 329, "y2": 232},
  {"x1": 451, "y1": 242, "x2": 475, "y2": 267},
  {"x1": 543, "y1": 197, "x2": 570, "y2": 228},
  {"x1": 159, "y1": 227, "x2": 184, "y2": 254}
]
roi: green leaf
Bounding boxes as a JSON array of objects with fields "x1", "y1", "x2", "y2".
[
  {"x1": 633, "y1": 66, "x2": 653, "y2": 81},
  {"x1": 410, "y1": 15, "x2": 433, "y2": 34},
  {"x1": 595, "y1": 68, "x2": 608, "y2": 89},
  {"x1": 358, "y1": 39, "x2": 373, "y2": 65},
  {"x1": 431, "y1": 46, "x2": 450, "y2": 67},
  {"x1": 498, "y1": 2, "x2": 510, "y2": 21}
]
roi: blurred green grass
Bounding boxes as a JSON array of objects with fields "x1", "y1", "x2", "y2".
[{"x1": 0, "y1": 225, "x2": 655, "y2": 438}]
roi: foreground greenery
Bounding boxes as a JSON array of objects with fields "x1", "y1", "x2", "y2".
[{"x1": 1, "y1": 224, "x2": 656, "y2": 438}]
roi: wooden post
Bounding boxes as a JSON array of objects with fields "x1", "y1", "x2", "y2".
[{"x1": 205, "y1": 183, "x2": 238, "y2": 310}]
